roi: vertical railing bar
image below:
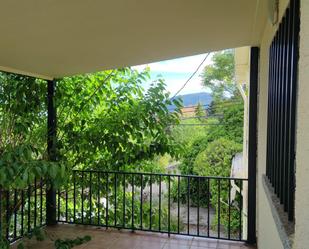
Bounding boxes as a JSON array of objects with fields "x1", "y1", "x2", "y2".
[
  {"x1": 228, "y1": 180, "x2": 231, "y2": 239},
  {"x1": 140, "y1": 174, "x2": 143, "y2": 229},
  {"x1": 34, "y1": 178, "x2": 37, "y2": 227},
  {"x1": 81, "y1": 171, "x2": 84, "y2": 224},
  {"x1": 187, "y1": 176, "x2": 190, "y2": 235},
  {"x1": 197, "y1": 177, "x2": 200, "y2": 236},
  {"x1": 98, "y1": 172, "x2": 101, "y2": 226},
  {"x1": 0, "y1": 190, "x2": 2, "y2": 237},
  {"x1": 90, "y1": 172, "x2": 93, "y2": 225},
  {"x1": 57, "y1": 189, "x2": 60, "y2": 222},
  {"x1": 27, "y1": 186, "x2": 31, "y2": 233},
  {"x1": 218, "y1": 179, "x2": 221, "y2": 239},
  {"x1": 168, "y1": 175, "x2": 171, "y2": 236},
  {"x1": 159, "y1": 175, "x2": 161, "y2": 232},
  {"x1": 11, "y1": 189, "x2": 17, "y2": 239},
  {"x1": 131, "y1": 174, "x2": 134, "y2": 230},
  {"x1": 21, "y1": 190, "x2": 24, "y2": 236},
  {"x1": 239, "y1": 180, "x2": 243, "y2": 240},
  {"x1": 14, "y1": 189, "x2": 17, "y2": 239},
  {"x1": 106, "y1": 173, "x2": 109, "y2": 228},
  {"x1": 40, "y1": 179, "x2": 43, "y2": 225},
  {"x1": 123, "y1": 173, "x2": 125, "y2": 228},
  {"x1": 6, "y1": 191, "x2": 9, "y2": 240},
  {"x1": 114, "y1": 172, "x2": 117, "y2": 227},
  {"x1": 149, "y1": 174, "x2": 152, "y2": 230},
  {"x1": 65, "y1": 188, "x2": 68, "y2": 223},
  {"x1": 177, "y1": 176, "x2": 180, "y2": 234},
  {"x1": 73, "y1": 171, "x2": 76, "y2": 223},
  {"x1": 207, "y1": 178, "x2": 210, "y2": 237}
]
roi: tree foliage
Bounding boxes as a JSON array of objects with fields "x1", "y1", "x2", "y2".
[
  {"x1": 0, "y1": 73, "x2": 66, "y2": 189},
  {"x1": 201, "y1": 50, "x2": 238, "y2": 100},
  {"x1": 0, "y1": 68, "x2": 183, "y2": 186},
  {"x1": 194, "y1": 102, "x2": 205, "y2": 120},
  {"x1": 193, "y1": 138, "x2": 242, "y2": 177},
  {"x1": 57, "y1": 68, "x2": 182, "y2": 171},
  {"x1": 172, "y1": 50, "x2": 245, "y2": 234}
]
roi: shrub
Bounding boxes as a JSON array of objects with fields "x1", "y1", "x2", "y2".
[{"x1": 193, "y1": 138, "x2": 242, "y2": 233}]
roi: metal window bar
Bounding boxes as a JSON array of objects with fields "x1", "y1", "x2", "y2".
[{"x1": 266, "y1": 0, "x2": 299, "y2": 221}]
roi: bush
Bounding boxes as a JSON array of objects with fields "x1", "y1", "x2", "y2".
[
  {"x1": 193, "y1": 138, "x2": 242, "y2": 177},
  {"x1": 178, "y1": 136, "x2": 210, "y2": 175},
  {"x1": 170, "y1": 177, "x2": 210, "y2": 207},
  {"x1": 193, "y1": 138, "x2": 242, "y2": 233}
]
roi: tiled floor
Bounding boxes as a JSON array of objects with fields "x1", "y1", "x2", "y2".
[{"x1": 11, "y1": 224, "x2": 256, "y2": 249}]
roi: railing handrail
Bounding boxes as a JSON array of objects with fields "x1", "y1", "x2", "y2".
[{"x1": 71, "y1": 169, "x2": 248, "y2": 181}]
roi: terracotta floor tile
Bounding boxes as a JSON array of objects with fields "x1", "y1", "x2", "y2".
[
  {"x1": 216, "y1": 241, "x2": 247, "y2": 249},
  {"x1": 10, "y1": 225, "x2": 255, "y2": 249},
  {"x1": 165, "y1": 236, "x2": 193, "y2": 246},
  {"x1": 191, "y1": 237, "x2": 218, "y2": 248},
  {"x1": 162, "y1": 243, "x2": 191, "y2": 249}
]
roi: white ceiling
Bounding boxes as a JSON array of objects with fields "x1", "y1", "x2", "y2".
[{"x1": 0, "y1": 0, "x2": 268, "y2": 79}]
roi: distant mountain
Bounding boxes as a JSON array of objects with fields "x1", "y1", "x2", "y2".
[{"x1": 168, "y1": 92, "x2": 212, "y2": 111}]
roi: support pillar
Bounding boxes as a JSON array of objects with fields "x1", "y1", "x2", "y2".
[
  {"x1": 247, "y1": 47, "x2": 259, "y2": 244},
  {"x1": 46, "y1": 79, "x2": 57, "y2": 226}
]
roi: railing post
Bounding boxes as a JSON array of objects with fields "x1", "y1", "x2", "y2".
[
  {"x1": 247, "y1": 47, "x2": 259, "y2": 244},
  {"x1": 46, "y1": 79, "x2": 57, "y2": 226}
]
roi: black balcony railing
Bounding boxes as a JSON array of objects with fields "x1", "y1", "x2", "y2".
[
  {"x1": 56, "y1": 170, "x2": 247, "y2": 242},
  {"x1": 0, "y1": 179, "x2": 46, "y2": 244},
  {"x1": 0, "y1": 171, "x2": 247, "y2": 244}
]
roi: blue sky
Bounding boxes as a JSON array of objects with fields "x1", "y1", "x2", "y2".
[{"x1": 132, "y1": 53, "x2": 213, "y2": 96}]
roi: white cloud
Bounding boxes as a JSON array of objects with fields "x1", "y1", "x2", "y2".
[
  {"x1": 164, "y1": 76, "x2": 210, "y2": 96},
  {"x1": 133, "y1": 53, "x2": 213, "y2": 74},
  {"x1": 133, "y1": 53, "x2": 213, "y2": 96}
]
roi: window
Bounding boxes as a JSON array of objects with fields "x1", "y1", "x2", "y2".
[{"x1": 266, "y1": 0, "x2": 299, "y2": 221}]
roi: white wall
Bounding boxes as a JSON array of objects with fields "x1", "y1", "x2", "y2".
[{"x1": 235, "y1": 46, "x2": 250, "y2": 239}]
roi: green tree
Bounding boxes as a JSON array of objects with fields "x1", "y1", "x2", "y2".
[
  {"x1": 57, "y1": 68, "x2": 183, "y2": 171},
  {"x1": 201, "y1": 50, "x2": 244, "y2": 144},
  {"x1": 206, "y1": 100, "x2": 244, "y2": 144},
  {"x1": 193, "y1": 138, "x2": 242, "y2": 233},
  {"x1": 0, "y1": 72, "x2": 67, "y2": 248},
  {"x1": 194, "y1": 102, "x2": 205, "y2": 121},
  {"x1": 0, "y1": 68, "x2": 183, "y2": 247},
  {"x1": 193, "y1": 138, "x2": 241, "y2": 177},
  {"x1": 201, "y1": 50, "x2": 239, "y2": 101},
  {"x1": 0, "y1": 73, "x2": 66, "y2": 189},
  {"x1": 172, "y1": 49, "x2": 245, "y2": 233}
]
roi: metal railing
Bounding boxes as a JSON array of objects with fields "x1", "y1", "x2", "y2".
[
  {"x1": 0, "y1": 179, "x2": 46, "y2": 243},
  {"x1": 57, "y1": 170, "x2": 247, "y2": 241}
]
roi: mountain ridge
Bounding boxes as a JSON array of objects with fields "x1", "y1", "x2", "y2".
[{"x1": 169, "y1": 92, "x2": 212, "y2": 111}]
